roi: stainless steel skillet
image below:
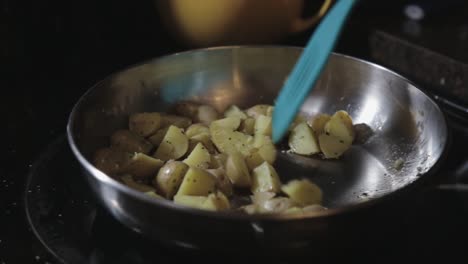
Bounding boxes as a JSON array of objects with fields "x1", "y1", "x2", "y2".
[{"x1": 67, "y1": 46, "x2": 448, "y2": 252}]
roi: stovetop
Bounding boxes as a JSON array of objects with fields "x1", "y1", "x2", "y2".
[{"x1": 2, "y1": 0, "x2": 468, "y2": 263}]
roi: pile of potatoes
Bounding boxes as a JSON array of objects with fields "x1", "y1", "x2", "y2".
[{"x1": 93, "y1": 102, "x2": 356, "y2": 214}]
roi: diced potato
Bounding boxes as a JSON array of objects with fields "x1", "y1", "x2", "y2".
[
  {"x1": 225, "y1": 151, "x2": 251, "y2": 188},
  {"x1": 302, "y1": 204, "x2": 327, "y2": 212},
  {"x1": 283, "y1": 207, "x2": 303, "y2": 214},
  {"x1": 185, "y1": 124, "x2": 210, "y2": 138},
  {"x1": 154, "y1": 161, "x2": 189, "y2": 199},
  {"x1": 202, "y1": 191, "x2": 231, "y2": 211},
  {"x1": 93, "y1": 147, "x2": 132, "y2": 175},
  {"x1": 257, "y1": 137, "x2": 277, "y2": 164},
  {"x1": 333, "y1": 110, "x2": 354, "y2": 135},
  {"x1": 246, "y1": 104, "x2": 272, "y2": 119},
  {"x1": 245, "y1": 136, "x2": 276, "y2": 170},
  {"x1": 190, "y1": 133, "x2": 216, "y2": 153},
  {"x1": 129, "y1": 112, "x2": 162, "y2": 137},
  {"x1": 324, "y1": 110, "x2": 355, "y2": 145},
  {"x1": 145, "y1": 191, "x2": 164, "y2": 199},
  {"x1": 111, "y1": 130, "x2": 153, "y2": 154},
  {"x1": 210, "y1": 116, "x2": 241, "y2": 130},
  {"x1": 281, "y1": 179, "x2": 322, "y2": 206},
  {"x1": 266, "y1": 106, "x2": 274, "y2": 116},
  {"x1": 262, "y1": 197, "x2": 294, "y2": 213},
  {"x1": 316, "y1": 110, "x2": 355, "y2": 158},
  {"x1": 288, "y1": 114, "x2": 307, "y2": 131},
  {"x1": 245, "y1": 149, "x2": 264, "y2": 171},
  {"x1": 121, "y1": 153, "x2": 164, "y2": 179},
  {"x1": 288, "y1": 122, "x2": 320, "y2": 155},
  {"x1": 207, "y1": 168, "x2": 233, "y2": 197},
  {"x1": 120, "y1": 174, "x2": 156, "y2": 192},
  {"x1": 251, "y1": 191, "x2": 276, "y2": 207},
  {"x1": 183, "y1": 143, "x2": 211, "y2": 169},
  {"x1": 210, "y1": 124, "x2": 254, "y2": 156},
  {"x1": 224, "y1": 105, "x2": 247, "y2": 120},
  {"x1": 251, "y1": 162, "x2": 281, "y2": 193},
  {"x1": 210, "y1": 153, "x2": 227, "y2": 168},
  {"x1": 249, "y1": 191, "x2": 290, "y2": 213},
  {"x1": 174, "y1": 101, "x2": 200, "y2": 119},
  {"x1": 161, "y1": 114, "x2": 192, "y2": 129},
  {"x1": 176, "y1": 167, "x2": 216, "y2": 196},
  {"x1": 254, "y1": 115, "x2": 272, "y2": 137},
  {"x1": 240, "y1": 204, "x2": 257, "y2": 214},
  {"x1": 196, "y1": 105, "x2": 219, "y2": 125},
  {"x1": 318, "y1": 132, "x2": 352, "y2": 159},
  {"x1": 308, "y1": 113, "x2": 331, "y2": 137},
  {"x1": 147, "y1": 127, "x2": 169, "y2": 146},
  {"x1": 239, "y1": 117, "x2": 256, "y2": 135},
  {"x1": 253, "y1": 133, "x2": 268, "y2": 148},
  {"x1": 153, "y1": 125, "x2": 189, "y2": 161},
  {"x1": 173, "y1": 194, "x2": 207, "y2": 209}
]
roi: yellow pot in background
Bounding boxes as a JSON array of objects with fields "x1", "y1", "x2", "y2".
[{"x1": 156, "y1": 0, "x2": 332, "y2": 47}]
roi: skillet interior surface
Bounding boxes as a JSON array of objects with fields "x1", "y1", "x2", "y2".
[{"x1": 69, "y1": 46, "x2": 447, "y2": 210}]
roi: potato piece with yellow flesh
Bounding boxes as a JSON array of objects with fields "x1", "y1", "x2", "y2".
[
  {"x1": 324, "y1": 110, "x2": 355, "y2": 145},
  {"x1": 111, "y1": 130, "x2": 153, "y2": 154},
  {"x1": 174, "y1": 101, "x2": 200, "y2": 119},
  {"x1": 308, "y1": 113, "x2": 331, "y2": 137},
  {"x1": 262, "y1": 197, "x2": 294, "y2": 213},
  {"x1": 121, "y1": 174, "x2": 156, "y2": 193},
  {"x1": 185, "y1": 124, "x2": 209, "y2": 138},
  {"x1": 129, "y1": 112, "x2": 162, "y2": 137},
  {"x1": 210, "y1": 125, "x2": 254, "y2": 156},
  {"x1": 197, "y1": 105, "x2": 219, "y2": 125},
  {"x1": 288, "y1": 122, "x2": 320, "y2": 155},
  {"x1": 161, "y1": 114, "x2": 192, "y2": 129},
  {"x1": 154, "y1": 161, "x2": 189, "y2": 199},
  {"x1": 283, "y1": 207, "x2": 303, "y2": 214},
  {"x1": 153, "y1": 125, "x2": 188, "y2": 161},
  {"x1": 225, "y1": 151, "x2": 251, "y2": 188},
  {"x1": 210, "y1": 153, "x2": 227, "y2": 169},
  {"x1": 302, "y1": 204, "x2": 327, "y2": 212},
  {"x1": 224, "y1": 105, "x2": 247, "y2": 120},
  {"x1": 266, "y1": 106, "x2": 274, "y2": 116},
  {"x1": 334, "y1": 110, "x2": 354, "y2": 135},
  {"x1": 173, "y1": 195, "x2": 207, "y2": 209},
  {"x1": 318, "y1": 133, "x2": 351, "y2": 159},
  {"x1": 240, "y1": 117, "x2": 255, "y2": 135},
  {"x1": 251, "y1": 162, "x2": 281, "y2": 193},
  {"x1": 210, "y1": 116, "x2": 241, "y2": 130},
  {"x1": 176, "y1": 167, "x2": 216, "y2": 196},
  {"x1": 207, "y1": 168, "x2": 233, "y2": 197},
  {"x1": 190, "y1": 133, "x2": 216, "y2": 154},
  {"x1": 246, "y1": 135, "x2": 277, "y2": 169},
  {"x1": 245, "y1": 149, "x2": 264, "y2": 171},
  {"x1": 246, "y1": 104, "x2": 271, "y2": 118},
  {"x1": 202, "y1": 191, "x2": 231, "y2": 211},
  {"x1": 281, "y1": 179, "x2": 322, "y2": 206},
  {"x1": 254, "y1": 115, "x2": 272, "y2": 137},
  {"x1": 147, "y1": 127, "x2": 169, "y2": 146},
  {"x1": 174, "y1": 192, "x2": 230, "y2": 211},
  {"x1": 257, "y1": 137, "x2": 276, "y2": 164},
  {"x1": 93, "y1": 147, "x2": 132, "y2": 175},
  {"x1": 288, "y1": 114, "x2": 307, "y2": 131},
  {"x1": 183, "y1": 143, "x2": 211, "y2": 169},
  {"x1": 122, "y1": 153, "x2": 164, "y2": 179}
]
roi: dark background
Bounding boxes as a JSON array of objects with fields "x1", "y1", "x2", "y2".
[{"x1": 1, "y1": 0, "x2": 468, "y2": 263}]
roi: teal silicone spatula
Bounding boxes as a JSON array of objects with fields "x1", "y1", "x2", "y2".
[{"x1": 272, "y1": 0, "x2": 357, "y2": 143}]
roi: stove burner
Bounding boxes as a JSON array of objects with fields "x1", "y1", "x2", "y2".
[{"x1": 24, "y1": 135, "x2": 468, "y2": 263}]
